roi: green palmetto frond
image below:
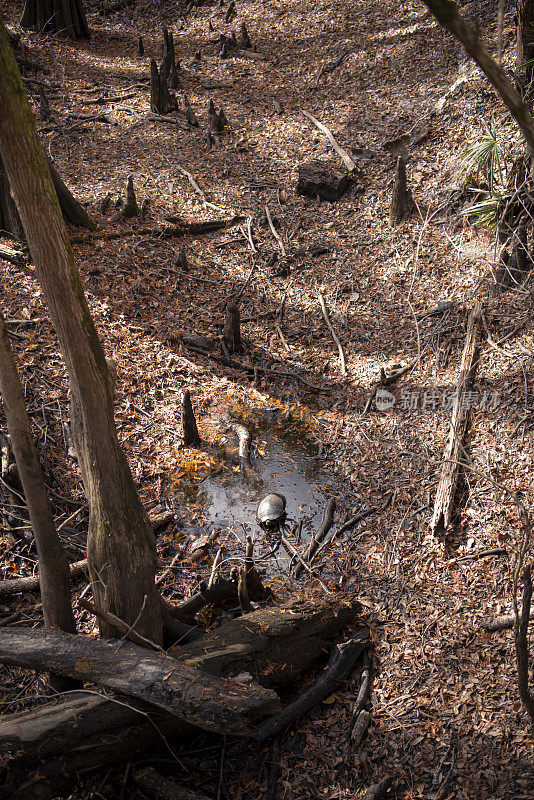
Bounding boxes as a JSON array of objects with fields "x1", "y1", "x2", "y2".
[
  {"x1": 460, "y1": 123, "x2": 506, "y2": 194},
  {"x1": 460, "y1": 192, "x2": 503, "y2": 229}
]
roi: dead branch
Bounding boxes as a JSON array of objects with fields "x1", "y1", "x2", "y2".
[
  {"x1": 265, "y1": 205, "x2": 286, "y2": 258},
  {"x1": 318, "y1": 292, "x2": 347, "y2": 375},
  {"x1": 294, "y1": 498, "x2": 336, "y2": 578},
  {"x1": 300, "y1": 109, "x2": 357, "y2": 172},
  {"x1": 255, "y1": 629, "x2": 370, "y2": 742},
  {"x1": 430, "y1": 303, "x2": 482, "y2": 536},
  {"x1": 480, "y1": 608, "x2": 534, "y2": 632},
  {"x1": 78, "y1": 597, "x2": 163, "y2": 651}
]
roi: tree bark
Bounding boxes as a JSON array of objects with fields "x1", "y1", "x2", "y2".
[
  {"x1": 0, "y1": 594, "x2": 362, "y2": 800},
  {"x1": 150, "y1": 58, "x2": 177, "y2": 115},
  {"x1": 0, "y1": 16, "x2": 164, "y2": 644},
  {"x1": 0, "y1": 313, "x2": 75, "y2": 635},
  {"x1": 47, "y1": 157, "x2": 96, "y2": 230},
  {"x1": 517, "y1": 0, "x2": 534, "y2": 82},
  {"x1": 21, "y1": 0, "x2": 89, "y2": 40},
  {"x1": 422, "y1": 0, "x2": 534, "y2": 159},
  {"x1": 430, "y1": 303, "x2": 481, "y2": 536},
  {"x1": 389, "y1": 156, "x2": 414, "y2": 225},
  {"x1": 181, "y1": 388, "x2": 201, "y2": 446},
  {"x1": 1, "y1": 151, "x2": 95, "y2": 236},
  {"x1": 0, "y1": 627, "x2": 280, "y2": 734},
  {"x1": 0, "y1": 152, "x2": 22, "y2": 238}
]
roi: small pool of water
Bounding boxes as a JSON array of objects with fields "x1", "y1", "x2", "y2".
[{"x1": 173, "y1": 408, "x2": 333, "y2": 546}]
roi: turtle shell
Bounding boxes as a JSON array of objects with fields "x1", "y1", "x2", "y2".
[{"x1": 257, "y1": 492, "x2": 287, "y2": 529}]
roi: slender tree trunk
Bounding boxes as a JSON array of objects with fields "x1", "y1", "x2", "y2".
[
  {"x1": 517, "y1": 0, "x2": 534, "y2": 82},
  {"x1": 21, "y1": 0, "x2": 89, "y2": 40},
  {"x1": 422, "y1": 0, "x2": 534, "y2": 159},
  {"x1": 0, "y1": 15, "x2": 163, "y2": 645},
  {"x1": 0, "y1": 312, "x2": 75, "y2": 635}
]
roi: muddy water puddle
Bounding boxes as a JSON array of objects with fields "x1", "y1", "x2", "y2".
[{"x1": 171, "y1": 407, "x2": 337, "y2": 564}]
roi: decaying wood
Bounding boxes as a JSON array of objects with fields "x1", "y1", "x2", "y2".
[
  {"x1": 223, "y1": 413, "x2": 252, "y2": 467},
  {"x1": 515, "y1": 565, "x2": 534, "y2": 725},
  {"x1": 0, "y1": 627, "x2": 280, "y2": 735},
  {"x1": 147, "y1": 113, "x2": 192, "y2": 130},
  {"x1": 181, "y1": 388, "x2": 201, "y2": 446},
  {"x1": 350, "y1": 708, "x2": 372, "y2": 748},
  {"x1": 122, "y1": 175, "x2": 139, "y2": 218},
  {"x1": 479, "y1": 607, "x2": 534, "y2": 631},
  {"x1": 255, "y1": 628, "x2": 370, "y2": 742},
  {"x1": 294, "y1": 498, "x2": 336, "y2": 578},
  {"x1": 0, "y1": 243, "x2": 26, "y2": 266},
  {"x1": 0, "y1": 595, "x2": 363, "y2": 797},
  {"x1": 223, "y1": 302, "x2": 243, "y2": 353},
  {"x1": 318, "y1": 292, "x2": 347, "y2": 375},
  {"x1": 389, "y1": 156, "x2": 414, "y2": 226},
  {"x1": 296, "y1": 159, "x2": 350, "y2": 202},
  {"x1": 300, "y1": 110, "x2": 357, "y2": 172},
  {"x1": 430, "y1": 303, "x2": 482, "y2": 537},
  {"x1": 134, "y1": 768, "x2": 211, "y2": 800}
]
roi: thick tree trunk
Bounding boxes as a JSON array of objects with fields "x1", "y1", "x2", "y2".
[
  {"x1": 0, "y1": 17, "x2": 164, "y2": 644},
  {"x1": 0, "y1": 313, "x2": 75, "y2": 635},
  {"x1": 21, "y1": 0, "x2": 89, "y2": 40},
  {"x1": 0, "y1": 153, "x2": 22, "y2": 238},
  {"x1": 0, "y1": 594, "x2": 362, "y2": 800},
  {"x1": 517, "y1": 0, "x2": 534, "y2": 82}
]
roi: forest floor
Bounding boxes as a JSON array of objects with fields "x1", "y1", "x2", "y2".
[{"x1": 1, "y1": 0, "x2": 533, "y2": 798}]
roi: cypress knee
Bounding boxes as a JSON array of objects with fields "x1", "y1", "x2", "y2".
[
  {"x1": 181, "y1": 388, "x2": 201, "y2": 447},
  {"x1": 223, "y1": 303, "x2": 242, "y2": 354}
]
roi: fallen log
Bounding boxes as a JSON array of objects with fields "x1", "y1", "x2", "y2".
[
  {"x1": 255, "y1": 628, "x2": 370, "y2": 742},
  {"x1": 134, "y1": 768, "x2": 210, "y2": 800},
  {"x1": 480, "y1": 607, "x2": 534, "y2": 631},
  {"x1": 430, "y1": 303, "x2": 482, "y2": 536},
  {"x1": 294, "y1": 498, "x2": 336, "y2": 578},
  {"x1": 0, "y1": 594, "x2": 362, "y2": 799},
  {"x1": 0, "y1": 627, "x2": 280, "y2": 736},
  {"x1": 0, "y1": 557, "x2": 88, "y2": 598},
  {"x1": 0, "y1": 511, "x2": 173, "y2": 598}
]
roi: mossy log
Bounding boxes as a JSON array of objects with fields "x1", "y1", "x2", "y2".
[{"x1": 0, "y1": 594, "x2": 362, "y2": 800}]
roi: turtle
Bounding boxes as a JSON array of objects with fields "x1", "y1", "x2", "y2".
[{"x1": 257, "y1": 492, "x2": 287, "y2": 532}]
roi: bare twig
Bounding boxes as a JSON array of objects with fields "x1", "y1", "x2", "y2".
[
  {"x1": 318, "y1": 292, "x2": 347, "y2": 376},
  {"x1": 301, "y1": 109, "x2": 357, "y2": 172},
  {"x1": 265, "y1": 205, "x2": 286, "y2": 258}
]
